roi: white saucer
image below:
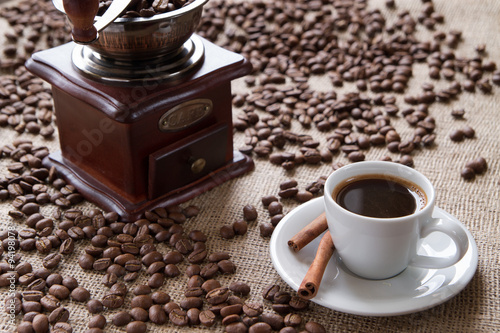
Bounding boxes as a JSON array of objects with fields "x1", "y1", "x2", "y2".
[{"x1": 269, "y1": 197, "x2": 478, "y2": 316}]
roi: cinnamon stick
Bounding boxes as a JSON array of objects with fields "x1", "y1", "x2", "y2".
[
  {"x1": 297, "y1": 231, "x2": 335, "y2": 300},
  {"x1": 287, "y1": 212, "x2": 328, "y2": 252}
]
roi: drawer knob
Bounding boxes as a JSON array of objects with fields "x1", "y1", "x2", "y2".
[{"x1": 191, "y1": 158, "x2": 206, "y2": 174}]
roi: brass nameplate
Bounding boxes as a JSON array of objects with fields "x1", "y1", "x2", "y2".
[{"x1": 158, "y1": 99, "x2": 213, "y2": 132}]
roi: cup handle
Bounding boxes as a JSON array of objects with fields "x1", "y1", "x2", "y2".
[{"x1": 410, "y1": 217, "x2": 469, "y2": 269}]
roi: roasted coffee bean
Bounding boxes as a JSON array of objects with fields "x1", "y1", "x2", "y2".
[
  {"x1": 163, "y1": 301, "x2": 180, "y2": 314},
  {"x1": 289, "y1": 296, "x2": 309, "y2": 310},
  {"x1": 112, "y1": 311, "x2": 132, "y2": 326},
  {"x1": 220, "y1": 304, "x2": 243, "y2": 317},
  {"x1": 162, "y1": 250, "x2": 183, "y2": 264},
  {"x1": 461, "y1": 167, "x2": 475, "y2": 180},
  {"x1": 175, "y1": 238, "x2": 193, "y2": 254},
  {"x1": 22, "y1": 202, "x2": 40, "y2": 215},
  {"x1": 71, "y1": 287, "x2": 90, "y2": 302},
  {"x1": 180, "y1": 296, "x2": 203, "y2": 310},
  {"x1": 208, "y1": 251, "x2": 230, "y2": 262},
  {"x1": 201, "y1": 279, "x2": 221, "y2": 293},
  {"x1": 110, "y1": 282, "x2": 128, "y2": 297},
  {"x1": 449, "y1": 129, "x2": 465, "y2": 142},
  {"x1": 17, "y1": 322, "x2": 34, "y2": 333},
  {"x1": 229, "y1": 281, "x2": 250, "y2": 296},
  {"x1": 114, "y1": 254, "x2": 135, "y2": 266},
  {"x1": 48, "y1": 307, "x2": 70, "y2": 324},
  {"x1": 262, "y1": 312, "x2": 285, "y2": 331},
  {"x1": 59, "y1": 238, "x2": 75, "y2": 255},
  {"x1": 187, "y1": 248, "x2": 207, "y2": 264},
  {"x1": 148, "y1": 272, "x2": 164, "y2": 288},
  {"x1": 49, "y1": 284, "x2": 70, "y2": 300},
  {"x1": 102, "y1": 294, "x2": 124, "y2": 309},
  {"x1": 35, "y1": 237, "x2": 52, "y2": 254},
  {"x1": 243, "y1": 302, "x2": 263, "y2": 317},
  {"x1": 23, "y1": 290, "x2": 44, "y2": 302},
  {"x1": 149, "y1": 304, "x2": 167, "y2": 324},
  {"x1": 280, "y1": 179, "x2": 298, "y2": 190},
  {"x1": 43, "y1": 253, "x2": 61, "y2": 269},
  {"x1": 169, "y1": 308, "x2": 189, "y2": 326},
  {"x1": 220, "y1": 225, "x2": 235, "y2": 239},
  {"x1": 183, "y1": 205, "x2": 200, "y2": 217},
  {"x1": 32, "y1": 313, "x2": 50, "y2": 333},
  {"x1": 262, "y1": 195, "x2": 278, "y2": 207},
  {"x1": 268, "y1": 201, "x2": 283, "y2": 216},
  {"x1": 87, "y1": 299, "x2": 104, "y2": 314},
  {"x1": 284, "y1": 313, "x2": 302, "y2": 327},
  {"x1": 151, "y1": 291, "x2": 170, "y2": 304},
  {"x1": 92, "y1": 258, "x2": 111, "y2": 271},
  {"x1": 40, "y1": 294, "x2": 60, "y2": 312},
  {"x1": 184, "y1": 307, "x2": 199, "y2": 325},
  {"x1": 89, "y1": 314, "x2": 106, "y2": 329},
  {"x1": 124, "y1": 272, "x2": 139, "y2": 282},
  {"x1": 102, "y1": 273, "x2": 118, "y2": 287},
  {"x1": 200, "y1": 262, "x2": 219, "y2": 279},
  {"x1": 222, "y1": 313, "x2": 240, "y2": 326},
  {"x1": 226, "y1": 322, "x2": 249, "y2": 333},
  {"x1": 272, "y1": 303, "x2": 291, "y2": 315},
  {"x1": 185, "y1": 286, "x2": 204, "y2": 297},
  {"x1": 230, "y1": 219, "x2": 247, "y2": 236},
  {"x1": 279, "y1": 187, "x2": 299, "y2": 198},
  {"x1": 125, "y1": 260, "x2": 142, "y2": 272},
  {"x1": 126, "y1": 321, "x2": 147, "y2": 333},
  {"x1": 262, "y1": 284, "x2": 280, "y2": 301},
  {"x1": 15, "y1": 262, "x2": 32, "y2": 276},
  {"x1": 206, "y1": 287, "x2": 230, "y2": 305},
  {"x1": 164, "y1": 264, "x2": 180, "y2": 278},
  {"x1": 53, "y1": 322, "x2": 73, "y2": 333},
  {"x1": 146, "y1": 261, "x2": 166, "y2": 275},
  {"x1": 18, "y1": 272, "x2": 36, "y2": 286},
  {"x1": 79, "y1": 254, "x2": 95, "y2": 270},
  {"x1": 34, "y1": 267, "x2": 51, "y2": 279},
  {"x1": 142, "y1": 251, "x2": 163, "y2": 266},
  {"x1": 130, "y1": 307, "x2": 149, "y2": 322},
  {"x1": 243, "y1": 204, "x2": 258, "y2": 221},
  {"x1": 304, "y1": 321, "x2": 327, "y2": 333},
  {"x1": 218, "y1": 259, "x2": 236, "y2": 274},
  {"x1": 260, "y1": 222, "x2": 274, "y2": 237},
  {"x1": 133, "y1": 285, "x2": 151, "y2": 296},
  {"x1": 22, "y1": 301, "x2": 42, "y2": 313},
  {"x1": 131, "y1": 295, "x2": 153, "y2": 310},
  {"x1": 249, "y1": 322, "x2": 272, "y2": 333},
  {"x1": 274, "y1": 291, "x2": 292, "y2": 304}
]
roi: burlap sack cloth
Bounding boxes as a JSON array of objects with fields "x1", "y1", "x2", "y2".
[{"x1": 0, "y1": 0, "x2": 498, "y2": 332}]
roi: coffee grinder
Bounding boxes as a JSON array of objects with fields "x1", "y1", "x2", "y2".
[{"x1": 25, "y1": 0, "x2": 254, "y2": 221}]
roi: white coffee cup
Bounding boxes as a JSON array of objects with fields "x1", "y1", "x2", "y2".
[{"x1": 324, "y1": 161, "x2": 469, "y2": 280}]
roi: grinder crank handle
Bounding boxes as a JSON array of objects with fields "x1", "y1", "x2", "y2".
[
  {"x1": 53, "y1": 0, "x2": 133, "y2": 44},
  {"x1": 62, "y1": 0, "x2": 100, "y2": 43}
]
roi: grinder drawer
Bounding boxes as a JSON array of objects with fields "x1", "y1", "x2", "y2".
[{"x1": 148, "y1": 124, "x2": 228, "y2": 199}]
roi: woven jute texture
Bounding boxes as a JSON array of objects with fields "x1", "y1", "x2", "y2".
[{"x1": 0, "y1": 0, "x2": 499, "y2": 332}]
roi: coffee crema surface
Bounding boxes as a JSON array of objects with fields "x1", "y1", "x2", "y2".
[{"x1": 333, "y1": 174, "x2": 427, "y2": 219}]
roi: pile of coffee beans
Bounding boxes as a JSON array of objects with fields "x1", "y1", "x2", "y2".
[
  {"x1": 0, "y1": 140, "x2": 328, "y2": 332},
  {"x1": 197, "y1": 0, "x2": 495, "y2": 178},
  {"x1": 0, "y1": 0, "x2": 70, "y2": 71},
  {"x1": 0, "y1": 69, "x2": 57, "y2": 137},
  {"x1": 97, "y1": 0, "x2": 197, "y2": 18}
]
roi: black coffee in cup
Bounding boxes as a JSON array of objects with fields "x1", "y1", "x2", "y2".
[{"x1": 332, "y1": 174, "x2": 427, "y2": 218}]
